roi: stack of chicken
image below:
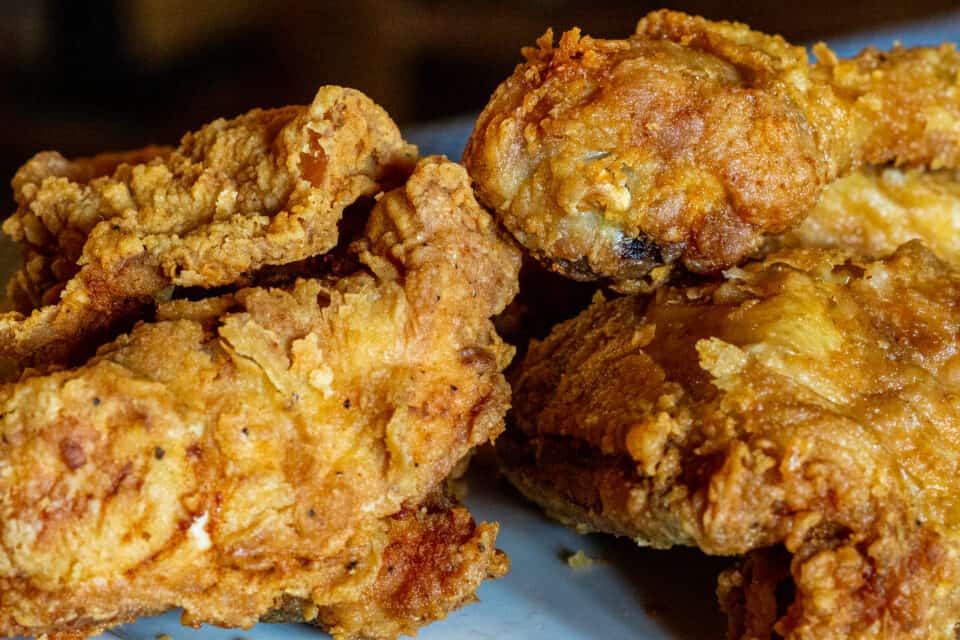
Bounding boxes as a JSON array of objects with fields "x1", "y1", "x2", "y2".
[
  {"x1": 465, "y1": 10, "x2": 960, "y2": 640},
  {"x1": 0, "y1": 87, "x2": 519, "y2": 639},
  {"x1": 6, "y1": 9, "x2": 960, "y2": 640}
]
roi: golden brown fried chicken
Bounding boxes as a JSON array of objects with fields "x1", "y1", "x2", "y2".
[
  {"x1": 0, "y1": 157, "x2": 519, "y2": 640},
  {"x1": 464, "y1": 10, "x2": 960, "y2": 290},
  {"x1": 502, "y1": 242, "x2": 960, "y2": 638},
  {"x1": 773, "y1": 165, "x2": 960, "y2": 265},
  {"x1": 1, "y1": 86, "x2": 416, "y2": 368}
]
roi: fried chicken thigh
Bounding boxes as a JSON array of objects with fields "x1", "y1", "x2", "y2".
[
  {"x1": 502, "y1": 242, "x2": 960, "y2": 638},
  {"x1": 1, "y1": 86, "x2": 416, "y2": 368},
  {"x1": 0, "y1": 157, "x2": 519, "y2": 639},
  {"x1": 464, "y1": 10, "x2": 960, "y2": 290}
]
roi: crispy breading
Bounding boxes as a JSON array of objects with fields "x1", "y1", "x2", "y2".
[
  {"x1": 503, "y1": 242, "x2": 960, "y2": 638},
  {"x1": 0, "y1": 86, "x2": 416, "y2": 368},
  {"x1": 264, "y1": 490, "x2": 508, "y2": 640},
  {"x1": 463, "y1": 10, "x2": 960, "y2": 290},
  {"x1": 773, "y1": 166, "x2": 960, "y2": 265},
  {"x1": 0, "y1": 157, "x2": 519, "y2": 639}
]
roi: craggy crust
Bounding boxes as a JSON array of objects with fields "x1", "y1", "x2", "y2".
[
  {"x1": 772, "y1": 166, "x2": 960, "y2": 266},
  {"x1": 265, "y1": 490, "x2": 509, "y2": 640},
  {"x1": 4, "y1": 146, "x2": 175, "y2": 312},
  {"x1": 504, "y1": 242, "x2": 960, "y2": 638},
  {"x1": 463, "y1": 10, "x2": 960, "y2": 290},
  {"x1": 0, "y1": 157, "x2": 520, "y2": 640},
  {"x1": 0, "y1": 86, "x2": 417, "y2": 368}
]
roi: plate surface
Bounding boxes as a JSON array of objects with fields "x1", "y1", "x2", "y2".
[{"x1": 30, "y1": 14, "x2": 959, "y2": 640}]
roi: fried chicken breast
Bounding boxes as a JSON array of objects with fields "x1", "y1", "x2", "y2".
[
  {"x1": 502, "y1": 242, "x2": 960, "y2": 638},
  {"x1": 464, "y1": 10, "x2": 960, "y2": 290},
  {"x1": 0, "y1": 157, "x2": 519, "y2": 639},
  {"x1": 1, "y1": 86, "x2": 416, "y2": 368}
]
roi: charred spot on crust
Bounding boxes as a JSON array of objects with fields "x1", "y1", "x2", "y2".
[
  {"x1": 618, "y1": 235, "x2": 663, "y2": 264},
  {"x1": 545, "y1": 243, "x2": 671, "y2": 285}
]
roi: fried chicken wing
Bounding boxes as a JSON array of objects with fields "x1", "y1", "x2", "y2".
[
  {"x1": 463, "y1": 10, "x2": 960, "y2": 290},
  {"x1": 0, "y1": 157, "x2": 519, "y2": 639},
  {"x1": 1, "y1": 86, "x2": 416, "y2": 368},
  {"x1": 502, "y1": 242, "x2": 960, "y2": 638}
]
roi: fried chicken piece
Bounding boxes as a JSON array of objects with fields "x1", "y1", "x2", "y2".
[
  {"x1": 463, "y1": 10, "x2": 960, "y2": 290},
  {"x1": 0, "y1": 86, "x2": 416, "y2": 368},
  {"x1": 772, "y1": 166, "x2": 960, "y2": 265},
  {"x1": 502, "y1": 242, "x2": 960, "y2": 638},
  {"x1": 0, "y1": 157, "x2": 520, "y2": 639}
]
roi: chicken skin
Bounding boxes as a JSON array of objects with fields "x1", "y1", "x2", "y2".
[
  {"x1": 1, "y1": 86, "x2": 416, "y2": 369},
  {"x1": 464, "y1": 10, "x2": 960, "y2": 290},
  {"x1": 502, "y1": 242, "x2": 960, "y2": 638},
  {"x1": 0, "y1": 157, "x2": 519, "y2": 640}
]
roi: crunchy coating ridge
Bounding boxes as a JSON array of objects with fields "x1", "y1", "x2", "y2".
[{"x1": 266, "y1": 490, "x2": 509, "y2": 640}]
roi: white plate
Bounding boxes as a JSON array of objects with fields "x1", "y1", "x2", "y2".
[{"x1": 19, "y1": 14, "x2": 960, "y2": 639}]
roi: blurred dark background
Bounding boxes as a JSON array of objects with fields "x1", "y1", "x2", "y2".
[{"x1": 1, "y1": 0, "x2": 957, "y2": 211}]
